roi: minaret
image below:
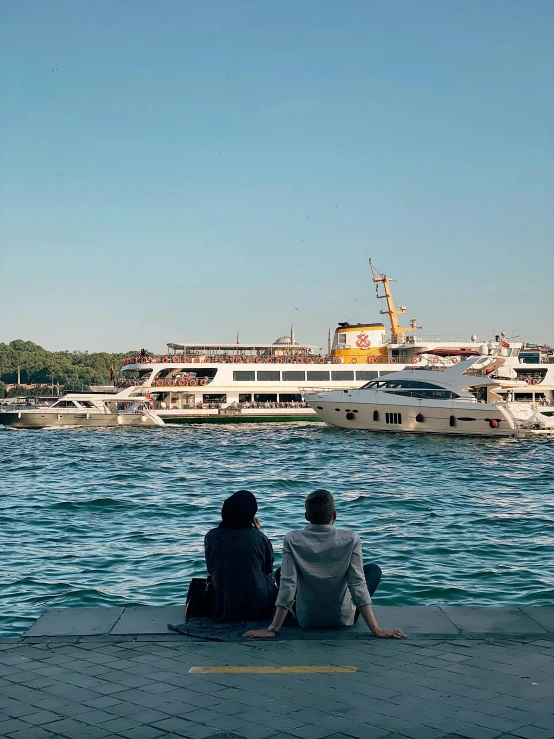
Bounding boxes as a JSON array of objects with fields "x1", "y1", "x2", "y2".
[
  {"x1": 236, "y1": 330, "x2": 240, "y2": 345},
  {"x1": 328, "y1": 327, "x2": 332, "y2": 355},
  {"x1": 290, "y1": 324, "x2": 296, "y2": 345}
]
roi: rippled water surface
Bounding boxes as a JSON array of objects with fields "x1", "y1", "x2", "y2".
[{"x1": 1, "y1": 424, "x2": 553, "y2": 636}]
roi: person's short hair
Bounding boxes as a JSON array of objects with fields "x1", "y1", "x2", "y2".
[{"x1": 305, "y1": 489, "x2": 335, "y2": 524}]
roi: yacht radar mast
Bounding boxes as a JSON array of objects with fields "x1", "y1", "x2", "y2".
[{"x1": 369, "y1": 259, "x2": 419, "y2": 343}]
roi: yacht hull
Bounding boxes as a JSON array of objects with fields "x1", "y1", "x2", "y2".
[
  {"x1": 0, "y1": 412, "x2": 161, "y2": 429},
  {"x1": 308, "y1": 399, "x2": 516, "y2": 437}
]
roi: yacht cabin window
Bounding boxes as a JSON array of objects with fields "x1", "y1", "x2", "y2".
[{"x1": 360, "y1": 378, "x2": 461, "y2": 400}]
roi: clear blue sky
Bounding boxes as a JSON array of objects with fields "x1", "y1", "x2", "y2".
[{"x1": 1, "y1": 0, "x2": 553, "y2": 351}]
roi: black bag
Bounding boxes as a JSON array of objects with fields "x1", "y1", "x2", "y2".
[{"x1": 185, "y1": 577, "x2": 214, "y2": 621}]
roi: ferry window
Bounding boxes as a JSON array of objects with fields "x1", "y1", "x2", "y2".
[
  {"x1": 203, "y1": 394, "x2": 226, "y2": 403},
  {"x1": 279, "y1": 393, "x2": 302, "y2": 402},
  {"x1": 79, "y1": 401, "x2": 95, "y2": 408},
  {"x1": 257, "y1": 371, "x2": 280, "y2": 381},
  {"x1": 356, "y1": 371, "x2": 379, "y2": 381},
  {"x1": 338, "y1": 334, "x2": 346, "y2": 345},
  {"x1": 282, "y1": 371, "x2": 305, "y2": 381},
  {"x1": 55, "y1": 401, "x2": 69, "y2": 407},
  {"x1": 254, "y1": 393, "x2": 277, "y2": 402},
  {"x1": 332, "y1": 371, "x2": 354, "y2": 381},
  {"x1": 233, "y1": 371, "x2": 255, "y2": 381},
  {"x1": 307, "y1": 371, "x2": 330, "y2": 381},
  {"x1": 385, "y1": 412, "x2": 402, "y2": 424},
  {"x1": 239, "y1": 394, "x2": 252, "y2": 402}
]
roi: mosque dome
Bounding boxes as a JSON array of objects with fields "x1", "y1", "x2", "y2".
[{"x1": 273, "y1": 335, "x2": 299, "y2": 346}]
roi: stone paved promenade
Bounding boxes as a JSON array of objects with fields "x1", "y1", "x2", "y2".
[{"x1": 1, "y1": 607, "x2": 553, "y2": 739}]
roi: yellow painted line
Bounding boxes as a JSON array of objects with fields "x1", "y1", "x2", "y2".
[{"x1": 189, "y1": 665, "x2": 357, "y2": 674}]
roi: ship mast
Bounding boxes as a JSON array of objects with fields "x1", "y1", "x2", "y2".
[{"x1": 369, "y1": 259, "x2": 417, "y2": 343}]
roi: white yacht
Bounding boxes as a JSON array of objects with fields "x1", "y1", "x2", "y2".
[
  {"x1": 305, "y1": 357, "x2": 554, "y2": 437},
  {"x1": 0, "y1": 395, "x2": 164, "y2": 429}
]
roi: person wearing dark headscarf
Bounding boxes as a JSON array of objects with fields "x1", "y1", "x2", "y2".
[{"x1": 204, "y1": 490, "x2": 277, "y2": 622}]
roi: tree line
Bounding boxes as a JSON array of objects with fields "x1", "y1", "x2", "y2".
[{"x1": 0, "y1": 340, "x2": 136, "y2": 397}]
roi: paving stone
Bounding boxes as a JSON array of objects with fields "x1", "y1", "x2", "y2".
[
  {"x1": 284, "y1": 725, "x2": 338, "y2": 738},
  {"x1": 441, "y1": 608, "x2": 548, "y2": 636},
  {"x1": 450, "y1": 727, "x2": 505, "y2": 739},
  {"x1": 111, "y1": 606, "x2": 186, "y2": 635},
  {"x1": 24, "y1": 608, "x2": 124, "y2": 637},
  {"x1": 15, "y1": 709, "x2": 61, "y2": 725},
  {"x1": 0, "y1": 718, "x2": 30, "y2": 734},
  {"x1": 520, "y1": 608, "x2": 554, "y2": 634},
  {"x1": 117, "y1": 727, "x2": 168, "y2": 739},
  {"x1": 7, "y1": 729, "x2": 58, "y2": 739},
  {"x1": 509, "y1": 727, "x2": 554, "y2": 739}
]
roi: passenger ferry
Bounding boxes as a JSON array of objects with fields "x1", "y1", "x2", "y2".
[{"x1": 111, "y1": 262, "x2": 530, "y2": 424}]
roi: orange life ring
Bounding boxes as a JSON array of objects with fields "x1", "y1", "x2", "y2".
[
  {"x1": 285, "y1": 358, "x2": 293, "y2": 364},
  {"x1": 188, "y1": 379, "x2": 197, "y2": 386},
  {"x1": 172, "y1": 356, "x2": 179, "y2": 363},
  {"x1": 351, "y1": 357, "x2": 358, "y2": 364},
  {"x1": 532, "y1": 379, "x2": 539, "y2": 385},
  {"x1": 146, "y1": 393, "x2": 152, "y2": 399},
  {"x1": 156, "y1": 380, "x2": 163, "y2": 386},
  {"x1": 318, "y1": 357, "x2": 325, "y2": 364},
  {"x1": 162, "y1": 356, "x2": 169, "y2": 363},
  {"x1": 433, "y1": 357, "x2": 440, "y2": 364},
  {"x1": 148, "y1": 403, "x2": 155, "y2": 410},
  {"x1": 390, "y1": 358, "x2": 397, "y2": 364},
  {"x1": 245, "y1": 357, "x2": 252, "y2": 363},
  {"x1": 368, "y1": 357, "x2": 376, "y2": 364},
  {"x1": 306, "y1": 358, "x2": 313, "y2": 364},
  {"x1": 411, "y1": 358, "x2": 418, "y2": 364},
  {"x1": 178, "y1": 379, "x2": 186, "y2": 386},
  {"x1": 451, "y1": 357, "x2": 459, "y2": 364},
  {"x1": 276, "y1": 358, "x2": 283, "y2": 364},
  {"x1": 295, "y1": 358, "x2": 302, "y2": 364},
  {"x1": 199, "y1": 378, "x2": 207, "y2": 386},
  {"x1": 255, "y1": 357, "x2": 262, "y2": 363},
  {"x1": 167, "y1": 380, "x2": 175, "y2": 386}
]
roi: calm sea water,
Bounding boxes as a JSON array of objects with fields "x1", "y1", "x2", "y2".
[{"x1": 1, "y1": 424, "x2": 553, "y2": 637}]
